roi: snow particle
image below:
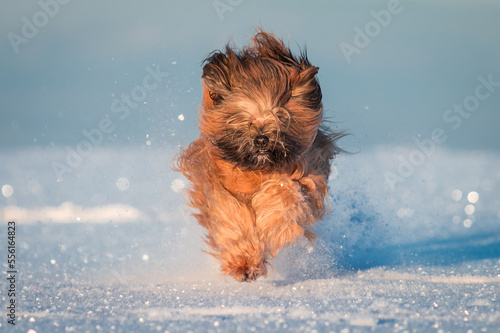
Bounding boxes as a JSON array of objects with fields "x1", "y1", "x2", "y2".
[
  {"x1": 464, "y1": 204, "x2": 475, "y2": 216},
  {"x1": 171, "y1": 179, "x2": 185, "y2": 193},
  {"x1": 213, "y1": 321, "x2": 220, "y2": 327},
  {"x1": 27, "y1": 330, "x2": 37, "y2": 333},
  {"x1": 2, "y1": 184, "x2": 13, "y2": 198},
  {"x1": 142, "y1": 254, "x2": 150, "y2": 261},
  {"x1": 178, "y1": 114, "x2": 185, "y2": 121},
  {"x1": 463, "y1": 219, "x2": 473, "y2": 228},
  {"x1": 451, "y1": 189, "x2": 462, "y2": 201},
  {"x1": 116, "y1": 177, "x2": 130, "y2": 191},
  {"x1": 50, "y1": 259, "x2": 56, "y2": 265},
  {"x1": 467, "y1": 191, "x2": 479, "y2": 204}
]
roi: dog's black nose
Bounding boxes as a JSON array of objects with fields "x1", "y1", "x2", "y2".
[{"x1": 254, "y1": 135, "x2": 269, "y2": 148}]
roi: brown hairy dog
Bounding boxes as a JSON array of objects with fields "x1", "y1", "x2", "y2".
[{"x1": 175, "y1": 30, "x2": 342, "y2": 282}]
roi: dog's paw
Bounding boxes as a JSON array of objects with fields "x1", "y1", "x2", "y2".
[
  {"x1": 242, "y1": 260, "x2": 269, "y2": 282},
  {"x1": 225, "y1": 259, "x2": 269, "y2": 282}
]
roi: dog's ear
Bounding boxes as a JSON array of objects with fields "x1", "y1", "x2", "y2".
[
  {"x1": 201, "y1": 80, "x2": 223, "y2": 110},
  {"x1": 252, "y1": 30, "x2": 321, "y2": 110},
  {"x1": 289, "y1": 64, "x2": 322, "y2": 111},
  {"x1": 202, "y1": 49, "x2": 235, "y2": 109}
]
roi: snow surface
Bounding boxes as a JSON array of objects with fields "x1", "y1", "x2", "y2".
[{"x1": 1, "y1": 146, "x2": 500, "y2": 332}]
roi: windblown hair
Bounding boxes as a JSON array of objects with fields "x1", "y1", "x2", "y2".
[
  {"x1": 198, "y1": 31, "x2": 340, "y2": 172},
  {"x1": 175, "y1": 30, "x2": 343, "y2": 282}
]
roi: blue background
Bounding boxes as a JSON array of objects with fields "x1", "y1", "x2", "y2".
[
  {"x1": 1, "y1": 0, "x2": 499, "y2": 152},
  {"x1": 1, "y1": 3, "x2": 500, "y2": 331}
]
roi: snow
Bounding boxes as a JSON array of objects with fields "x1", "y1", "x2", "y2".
[{"x1": 1, "y1": 146, "x2": 500, "y2": 332}]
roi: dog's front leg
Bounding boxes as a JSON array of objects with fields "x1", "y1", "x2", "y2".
[
  {"x1": 252, "y1": 177, "x2": 318, "y2": 258},
  {"x1": 200, "y1": 184, "x2": 268, "y2": 282}
]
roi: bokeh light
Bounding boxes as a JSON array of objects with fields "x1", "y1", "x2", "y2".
[
  {"x1": 464, "y1": 204, "x2": 475, "y2": 216},
  {"x1": 171, "y1": 179, "x2": 185, "y2": 192},
  {"x1": 467, "y1": 191, "x2": 479, "y2": 204},
  {"x1": 463, "y1": 219, "x2": 473, "y2": 228},
  {"x1": 451, "y1": 189, "x2": 462, "y2": 201},
  {"x1": 2, "y1": 184, "x2": 14, "y2": 198},
  {"x1": 116, "y1": 177, "x2": 130, "y2": 191}
]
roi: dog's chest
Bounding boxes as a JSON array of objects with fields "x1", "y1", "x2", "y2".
[
  {"x1": 221, "y1": 169, "x2": 268, "y2": 198},
  {"x1": 215, "y1": 160, "x2": 274, "y2": 201}
]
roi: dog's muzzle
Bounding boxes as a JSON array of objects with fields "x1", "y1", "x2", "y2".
[{"x1": 254, "y1": 135, "x2": 270, "y2": 149}]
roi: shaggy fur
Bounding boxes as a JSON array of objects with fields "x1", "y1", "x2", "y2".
[{"x1": 175, "y1": 30, "x2": 342, "y2": 282}]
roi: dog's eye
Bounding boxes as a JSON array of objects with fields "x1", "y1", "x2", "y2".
[{"x1": 209, "y1": 91, "x2": 223, "y2": 104}]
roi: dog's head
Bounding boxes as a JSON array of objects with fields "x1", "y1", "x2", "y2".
[{"x1": 199, "y1": 30, "x2": 323, "y2": 172}]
